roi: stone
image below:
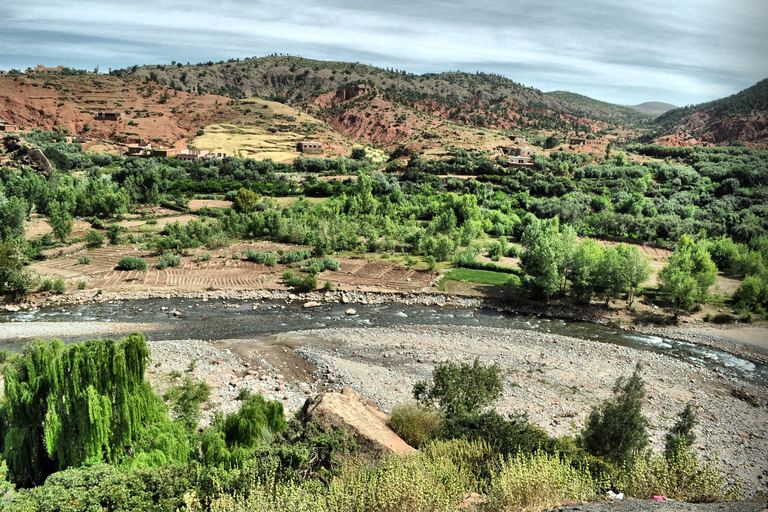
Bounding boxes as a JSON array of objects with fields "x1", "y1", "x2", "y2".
[
  {"x1": 299, "y1": 387, "x2": 415, "y2": 459},
  {"x1": 303, "y1": 301, "x2": 321, "y2": 308},
  {"x1": 346, "y1": 308, "x2": 357, "y2": 315}
]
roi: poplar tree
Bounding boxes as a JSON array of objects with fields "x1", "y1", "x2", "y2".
[{"x1": 1, "y1": 332, "x2": 170, "y2": 486}]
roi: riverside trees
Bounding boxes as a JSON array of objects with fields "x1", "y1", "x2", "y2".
[{"x1": 659, "y1": 235, "x2": 718, "y2": 317}]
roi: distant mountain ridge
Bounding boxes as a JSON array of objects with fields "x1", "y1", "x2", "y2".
[{"x1": 630, "y1": 102, "x2": 677, "y2": 115}]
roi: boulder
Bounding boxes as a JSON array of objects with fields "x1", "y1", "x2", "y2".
[
  {"x1": 27, "y1": 147, "x2": 53, "y2": 176},
  {"x1": 300, "y1": 387, "x2": 415, "y2": 459}
]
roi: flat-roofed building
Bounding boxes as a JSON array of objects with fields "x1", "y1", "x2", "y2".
[{"x1": 297, "y1": 141, "x2": 324, "y2": 153}]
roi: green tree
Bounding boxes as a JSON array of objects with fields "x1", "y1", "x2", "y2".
[
  {"x1": 46, "y1": 200, "x2": 73, "y2": 243},
  {"x1": 569, "y1": 239, "x2": 602, "y2": 304},
  {"x1": 232, "y1": 187, "x2": 259, "y2": 213},
  {"x1": 413, "y1": 358, "x2": 503, "y2": 417},
  {"x1": 0, "y1": 333, "x2": 174, "y2": 486},
  {"x1": 659, "y1": 235, "x2": 718, "y2": 317},
  {"x1": 0, "y1": 196, "x2": 28, "y2": 242},
  {"x1": 164, "y1": 375, "x2": 210, "y2": 434},
  {"x1": 581, "y1": 364, "x2": 649, "y2": 466},
  {"x1": 617, "y1": 244, "x2": 651, "y2": 306},
  {"x1": 665, "y1": 402, "x2": 697, "y2": 457},
  {"x1": 520, "y1": 215, "x2": 563, "y2": 300},
  {"x1": 594, "y1": 246, "x2": 629, "y2": 308}
]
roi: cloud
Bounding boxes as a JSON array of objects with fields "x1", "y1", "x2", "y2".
[{"x1": 1, "y1": 0, "x2": 766, "y2": 105}]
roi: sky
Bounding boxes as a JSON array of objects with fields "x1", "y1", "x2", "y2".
[{"x1": 2, "y1": 0, "x2": 767, "y2": 107}]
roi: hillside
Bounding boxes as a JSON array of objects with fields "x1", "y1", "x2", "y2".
[
  {"x1": 652, "y1": 78, "x2": 768, "y2": 148},
  {"x1": 630, "y1": 101, "x2": 677, "y2": 115},
  {"x1": 0, "y1": 73, "x2": 356, "y2": 160},
  {"x1": 112, "y1": 56, "x2": 652, "y2": 146}
]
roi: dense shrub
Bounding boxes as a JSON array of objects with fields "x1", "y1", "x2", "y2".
[
  {"x1": 413, "y1": 358, "x2": 503, "y2": 416},
  {"x1": 619, "y1": 448, "x2": 740, "y2": 502},
  {"x1": 117, "y1": 256, "x2": 148, "y2": 270},
  {"x1": 245, "y1": 250, "x2": 277, "y2": 266},
  {"x1": 76, "y1": 255, "x2": 92, "y2": 265},
  {"x1": 84, "y1": 229, "x2": 104, "y2": 249},
  {"x1": 279, "y1": 249, "x2": 312, "y2": 264},
  {"x1": 388, "y1": 402, "x2": 442, "y2": 448},
  {"x1": 487, "y1": 452, "x2": 598, "y2": 511},
  {"x1": 157, "y1": 253, "x2": 182, "y2": 270}
]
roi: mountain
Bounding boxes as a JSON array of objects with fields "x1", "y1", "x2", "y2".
[
  {"x1": 111, "y1": 56, "x2": 652, "y2": 147},
  {"x1": 652, "y1": 78, "x2": 768, "y2": 148},
  {"x1": 630, "y1": 102, "x2": 677, "y2": 116}
]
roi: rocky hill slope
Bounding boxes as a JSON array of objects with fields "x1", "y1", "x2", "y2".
[{"x1": 652, "y1": 78, "x2": 768, "y2": 148}]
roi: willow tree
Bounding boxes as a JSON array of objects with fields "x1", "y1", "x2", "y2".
[{"x1": 1, "y1": 332, "x2": 170, "y2": 486}]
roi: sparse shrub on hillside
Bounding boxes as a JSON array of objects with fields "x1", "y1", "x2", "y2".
[
  {"x1": 117, "y1": 256, "x2": 148, "y2": 271},
  {"x1": 76, "y1": 255, "x2": 92, "y2": 265},
  {"x1": 279, "y1": 249, "x2": 312, "y2": 265},
  {"x1": 245, "y1": 250, "x2": 277, "y2": 266},
  {"x1": 665, "y1": 402, "x2": 698, "y2": 457},
  {"x1": 388, "y1": 402, "x2": 442, "y2": 448},
  {"x1": 52, "y1": 278, "x2": 66, "y2": 294}
]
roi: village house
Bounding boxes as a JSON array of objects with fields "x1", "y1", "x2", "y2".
[
  {"x1": 510, "y1": 135, "x2": 527, "y2": 144},
  {"x1": 0, "y1": 123, "x2": 21, "y2": 132},
  {"x1": 507, "y1": 156, "x2": 534, "y2": 167},
  {"x1": 502, "y1": 146, "x2": 536, "y2": 157},
  {"x1": 95, "y1": 112, "x2": 121, "y2": 121},
  {"x1": 34, "y1": 65, "x2": 64, "y2": 74},
  {"x1": 571, "y1": 138, "x2": 604, "y2": 147},
  {"x1": 177, "y1": 149, "x2": 210, "y2": 161},
  {"x1": 297, "y1": 141, "x2": 324, "y2": 154},
  {"x1": 151, "y1": 148, "x2": 182, "y2": 158}
]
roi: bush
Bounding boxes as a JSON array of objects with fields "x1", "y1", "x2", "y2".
[
  {"x1": 486, "y1": 452, "x2": 598, "y2": 511},
  {"x1": 413, "y1": 358, "x2": 503, "y2": 416},
  {"x1": 581, "y1": 363, "x2": 649, "y2": 466},
  {"x1": 282, "y1": 270, "x2": 317, "y2": 292},
  {"x1": 117, "y1": 256, "x2": 148, "y2": 270},
  {"x1": 77, "y1": 280, "x2": 87, "y2": 290},
  {"x1": 85, "y1": 229, "x2": 104, "y2": 249},
  {"x1": 279, "y1": 249, "x2": 312, "y2": 265},
  {"x1": 665, "y1": 402, "x2": 697, "y2": 456},
  {"x1": 52, "y1": 278, "x2": 66, "y2": 294},
  {"x1": 301, "y1": 257, "x2": 339, "y2": 274},
  {"x1": 388, "y1": 402, "x2": 442, "y2": 448},
  {"x1": 157, "y1": 253, "x2": 182, "y2": 270},
  {"x1": 245, "y1": 250, "x2": 277, "y2": 266},
  {"x1": 76, "y1": 255, "x2": 92, "y2": 265},
  {"x1": 619, "y1": 448, "x2": 741, "y2": 502},
  {"x1": 39, "y1": 278, "x2": 53, "y2": 292}
]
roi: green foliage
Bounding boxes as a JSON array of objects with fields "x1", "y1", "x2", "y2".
[
  {"x1": 665, "y1": 402, "x2": 698, "y2": 457},
  {"x1": 201, "y1": 393, "x2": 287, "y2": 469},
  {"x1": 279, "y1": 249, "x2": 312, "y2": 264},
  {"x1": 157, "y1": 252, "x2": 182, "y2": 270},
  {"x1": 164, "y1": 375, "x2": 210, "y2": 434},
  {"x1": 117, "y1": 256, "x2": 148, "y2": 270},
  {"x1": 107, "y1": 224, "x2": 127, "y2": 245},
  {"x1": 486, "y1": 452, "x2": 598, "y2": 511},
  {"x1": 0, "y1": 333, "x2": 173, "y2": 487},
  {"x1": 387, "y1": 402, "x2": 442, "y2": 448},
  {"x1": 659, "y1": 235, "x2": 718, "y2": 317},
  {"x1": 84, "y1": 229, "x2": 104, "y2": 248},
  {"x1": 581, "y1": 364, "x2": 649, "y2": 467},
  {"x1": 440, "y1": 268, "x2": 513, "y2": 287},
  {"x1": 414, "y1": 358, "x2": 502, "y2": 417},
  {"x1": 52, "y1": 277, "x2": 66, "y2": 294},
  {"x1": 76, "y1": 255, "x2": 92, "y2": 265},
  {"x1": 232, "y1": 187, "x2": 259, "y2": 213},
  {"x1": 5, "y1": 463, "x2": 195, "y2": 512},
  {"x1": 619, "y1": 448, "x2": 741, "y2": 502},
  {"x1": 301, "y1": 257, "x2": 339, "y2": 274}
]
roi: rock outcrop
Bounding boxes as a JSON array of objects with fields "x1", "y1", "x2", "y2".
[{"x1": 299, "y1": 387, "x2": 415, "y2": 459}]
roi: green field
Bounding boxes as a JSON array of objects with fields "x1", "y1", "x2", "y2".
[{"x1": 440, "y1": 268, "x2": 518, "y2": 288}]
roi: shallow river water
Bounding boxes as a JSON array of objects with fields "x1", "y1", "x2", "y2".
[{"x1": 1, "y1": 298, "x2": 766, "y2": 386}]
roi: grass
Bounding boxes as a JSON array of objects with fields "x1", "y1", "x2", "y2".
[{"x1": 439, "y1": 268, "x2": 516, "y2": 290}]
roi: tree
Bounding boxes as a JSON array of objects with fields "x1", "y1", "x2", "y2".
[
  {"x1": 0, "y1": 333, "x2": 175, "y2": 486},
  {"x1": 594, "y1": 246, "x2": 629, "y2": 308},
  {"x1": 413, "y1": 358, "x2": 503, "y2": 417},
  {"x1": 659, "y1": 235, "x2": 718, "y2": 317},
  {"x1": 569, "y1": 239, "x2": 602, "y2": 304},
  {"x1": 617, "y1": 244, "x2": 651, "y2": 306},
  {"x1": 665, "y1": 402, "x2": 697, "y2": 457},
  {"x1": 0, "y1": 196, "x2": 28, "y2": 242},
  {"x1": 520, "y1": 215, "x2": 563, "y2": 300},
  {"x1": 232, "y1": 187, "x2": 259, "y2": 213},
  {"x1": 581, "y1": 364, "x2": 649, "y2": 466},
  {"x1": 46, "y1": 200, "x2": 73, "y2": 243}
]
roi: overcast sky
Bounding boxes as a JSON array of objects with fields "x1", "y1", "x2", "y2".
[{"x1": 2, "y1": 0, "x2": 767, "y2": 106}]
